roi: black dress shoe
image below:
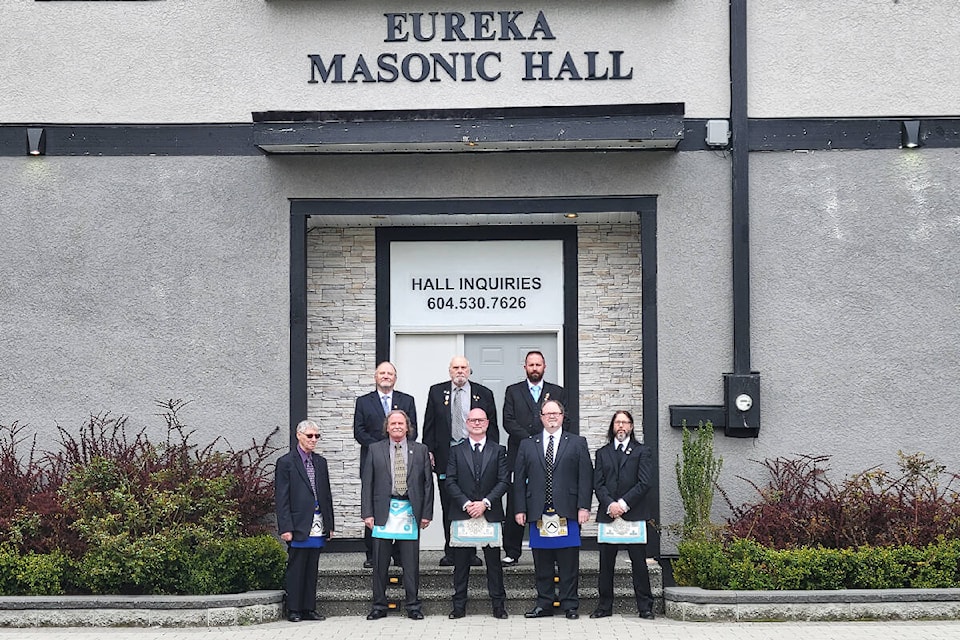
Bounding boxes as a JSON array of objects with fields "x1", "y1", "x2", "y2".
[
  {"x1": 301, "y1": 611, "x2": 325, "y2": 621},
  {"x1": 448, "y1": 609, "x2": 466, "y2": 619},
  {"x1": 366, "y1": 609, "x2": 387, "y2": 620},
  {"x1": 470, "y1": 555, "x2": 482, "y2": 566},
  {"x1": 408, "y1": 610, "x2": 425, "y2": 620},
  {"x1": 589, "y1": 609, "x2": 612, "y2": 619},
  {"x1": 287, "y1": 612, "x2": 301, "y2": 622},
  {"x1": 363, "y1": 559, "x2": 373, "y2": 569},
  {"x1": 639, "y1": 609, "x2": 655, "y2": 619},
  {"x1": 439, "y1": 556, "x2": 455, "y2": 566},
  {"x1": 493, "y1": 607, "x2": 508, "y2": 619},
  {"x1": 524, "y1": 606, "x2": 553, "y2": 618},
  {"x1": 565, "y1": 609, "x2": 579, "y2": 620}
]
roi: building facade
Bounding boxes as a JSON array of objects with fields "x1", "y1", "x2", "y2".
[{"x1": 3, "y1": 1, "x2": 959, "y2": 555}]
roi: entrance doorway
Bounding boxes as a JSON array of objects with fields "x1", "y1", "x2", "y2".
[{"x1": 394, "y1": 331, "x2": 558, "y2": 550}]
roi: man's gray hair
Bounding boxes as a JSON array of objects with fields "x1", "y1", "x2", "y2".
[{"x1": 296, "y1": 419, "x2": 319, "y2": 433}]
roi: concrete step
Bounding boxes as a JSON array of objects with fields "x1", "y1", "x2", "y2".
[{"x1": 313, "y1": 550, "x2": 662, "y2": 617}]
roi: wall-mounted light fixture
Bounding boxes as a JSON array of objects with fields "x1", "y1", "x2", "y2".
[
  {"x1": 27, "y1": 127, "x2": 46, "y2": 156},
  {"x1": 901, "y1": 120, "x2": 921, "y2": 149},
  {"x1": 564, "y1": 213, "x2": 579, "y2": 219}
]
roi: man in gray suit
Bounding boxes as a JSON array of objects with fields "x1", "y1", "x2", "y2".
[
  {"x1": 513, "y1": 400, "x2": 593, "y2": 620},
  {"x1": 361, "y1": 409, "x2": 434, "y2": 620}
]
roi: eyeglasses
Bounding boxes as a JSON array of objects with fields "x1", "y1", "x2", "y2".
[
  {"x1": 541, "y1": 412, "x2": 563, "y2": 418},
  {"x1": 302, "y1": 433, "x2": 320, "y2": 439},
  {"x1": 466, "y1": 418, "x2": 488, "y2": 424},
  {"x1": 613, "y1": 420, "x2": 632, "y2": 426}
]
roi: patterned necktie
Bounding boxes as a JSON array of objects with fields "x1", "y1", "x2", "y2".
[
  {"x1": 304, "y1": 455, "x2": 317, "y2": 497},
  {"x1": 382, "y1": 395, "x2": 391, "y2": 415},
  {"x1": 544, "y1": 435, "x2": 555, "y2": 506},
  {"x1": 473, "y1": 442, "x2": 482, "y2": 482},
  {"x1": 452, "y1": 387, "x2": 466, "y2": 440},
  {"x1": 531, "y1": 385, "x2": 540, "y2": 403},
  {"x1": 394, "y1": 443, "x2": 407, "y2": 495}
]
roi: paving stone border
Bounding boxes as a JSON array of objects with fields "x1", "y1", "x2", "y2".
[
  {"x1": 665, "y1": 586, "x2": 960, "y2": 621},
  {"x1": 0, "y1": 590, "x2": 284, "y2": 627}
]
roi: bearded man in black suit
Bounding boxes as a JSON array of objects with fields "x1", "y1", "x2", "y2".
[
  {"x1": 501, "y1": 350, "x2": 568, "y2": 566},
  {"x1": 590, "y1": 409, "x2": 655, "y2": 620},
  {"x1": 423, "y1": 355, "x2": 498, "y2": 566}
]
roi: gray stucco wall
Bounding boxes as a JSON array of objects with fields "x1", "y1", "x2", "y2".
[{"x1": 4, "y1": 147, "x2": 958, "y2": 554}]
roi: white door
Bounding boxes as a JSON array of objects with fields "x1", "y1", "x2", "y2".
[{"x1": 394, "y1": 332, "x2": 559, "y2": 550}]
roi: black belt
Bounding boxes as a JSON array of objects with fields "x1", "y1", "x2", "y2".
[{"x1": 391, "y1": 494, "x2": 409, "y2": 499}]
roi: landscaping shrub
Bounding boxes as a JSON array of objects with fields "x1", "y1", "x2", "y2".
[
  {"x1": 0, "y1": 400, "x2": 283, "y2": 595},
  {"x1": 675, "y1": 536, "x2": 960, "y2": 590}
]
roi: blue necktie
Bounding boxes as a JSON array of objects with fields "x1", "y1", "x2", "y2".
[
  {"x1": 382, "y1": 395, "x2": 390, "y2": 415},
  {"x1": 531, "y1": 386, "x2": 540, "y2": 403}
]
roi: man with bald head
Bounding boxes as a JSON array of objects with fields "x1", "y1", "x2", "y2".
[
  {"x1": 354, "y1": 361, "x2": 417, "y2": 568},
  {"x1": 423, "y1": 355, "x2": 499, "y2": 566}
]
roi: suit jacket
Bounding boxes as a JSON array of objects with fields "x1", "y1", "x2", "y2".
[
  {"x1": 502, "y1": 380, "x2": 569, "y2": 470},
  {"x1": 275, "y1": 448, "x2": 336, "y2": 541},
  {"x1": 423, "y1": 380, "x2": 498, "y2": 477},
  {"x1": 594, "y1": 440, "x2": 654, "y2": 523},
  {"x1": 445, "y1": 439, "x2": 509, "y2": 522},
  {"x1": 513, "y1": 431, "x2": 593, "y2": 520},
  {"x1": 353, "y1": 389, "x2": 417, "y2": 477},
  {"x1": 360, "y1": 438, "x2": 434, "y2": 525}
]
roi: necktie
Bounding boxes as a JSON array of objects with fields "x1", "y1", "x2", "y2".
[
  {"x1": 473, "y1": 442, "x2": 482, "y2": 482},
  {"x1": 545, "y1": 435, "x2": 555, "y2": 507},
  {"x1": 531, "y1": 386, "x2": 540, "y2": 403},
  {"x1": 452, "y1": 387, "x2": 466, "y2": 440},
  {"x1": 394, "y1": 443, "x2": 407, "y2": 495},
  {"x1": 617, "y1": 443, "x2": 624, "y2": 453},
  {"x1": 382, "y1": 395, "x2": 391, "y2": 415},
  {"x1": 304, "y1": 455, "x2": 317, "y2": 497}
]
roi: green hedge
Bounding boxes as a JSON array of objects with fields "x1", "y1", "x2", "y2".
[
  {"x1": 0, "y1": 534, "x2": 285, "y2": 596},
  {"x1": 675, "y1": 537, "x2": 960, "y2": 590}
]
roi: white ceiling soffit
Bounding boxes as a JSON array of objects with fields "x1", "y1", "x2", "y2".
[
  {"x1": 306, "y1": 211, "x2": 640, "y2": 228},
  {"x1": 254, "y1": 103, "x2": 684, "y2": 154}
]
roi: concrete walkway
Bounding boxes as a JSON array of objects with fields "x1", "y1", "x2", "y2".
[{"x1": 2, "y1": 615, "x2": 959, "y2": 640}]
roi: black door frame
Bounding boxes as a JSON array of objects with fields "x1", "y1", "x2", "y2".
[{"x1": 288, "y1": 195, "x2": 661, "y2": 555}]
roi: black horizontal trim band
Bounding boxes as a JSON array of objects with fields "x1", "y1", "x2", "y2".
[{"x1": 3, "y1": 117, "x2": 960, "y2": 156}]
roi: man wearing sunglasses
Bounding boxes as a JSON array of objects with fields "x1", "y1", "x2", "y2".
[{"x1": 275, "y1": 420, "x2": 336, "y2": 622}]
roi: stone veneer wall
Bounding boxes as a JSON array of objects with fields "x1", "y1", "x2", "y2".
[
  {"x1": 576, "y1": 224, "x2": 644, "y2": 448},
  {"x1": 305, "y1": 224, "x2": 643, "y2": 538},
  {"x1": 306, "y1": 227, "x2": 378, "y2": 539}
]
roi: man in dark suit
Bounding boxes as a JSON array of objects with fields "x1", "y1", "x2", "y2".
[
  {"x1": 513, "y1": 400, "x2": 592, "y2": 620},
  {"x1": 590, "y1": 409, "x2": 655, "y2": 620},
  {"x1": 275, "y1": 420, "x2": 336, "y2": 622},
  {"x1": 361, "y1": 409, "x2": 434, "y2": 621},
  {"x1": 501, "y1": 350, "x2": 569, "y2": 566},
  {"x1": 423, "y1": 355, "x2": 498, "y2": 566},
  {"x1": 353, "y1": 361, "x2": 417, "y2": 568},
  {"x1": 445, "y1": 408, "x2": 510, "y2": 619}
]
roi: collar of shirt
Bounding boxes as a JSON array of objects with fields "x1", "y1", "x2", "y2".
[
  {"x1": 468, "y1": 436, "x2": 487, "y2": 451},
  {"x1": 380, "y1": 392, "x2": 391, "y2": 403},
  {"x1": 298, "y1": 447, "x2": 312, "y2": 465},
  {"x1": 541, "y1": 428, "x2": 562, "y2": 455},
  {"x1": 528, "y1": 382, "x2": 542, "y2": 392},
  {"x1": 452, "y1": 381, "x2": 471, "y2": 395}
]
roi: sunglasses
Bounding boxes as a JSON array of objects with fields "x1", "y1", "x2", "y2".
[{"x1": 302, "y1": 433, "x2": 320, "y2": 439}]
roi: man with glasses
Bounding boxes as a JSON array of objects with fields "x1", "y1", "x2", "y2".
[
  {"x1": 423, "y1": 355, "x2": 498, "y2": 566},
  {"x1": 590, "y1": 410, "x2": 655, "y2": 620},
  {"x1": 444, "y1": 408, "x2": 510, "y2": 619},
  {"x1": 275, "y1": 420, "x2": 336, "y2": 622},
  {"x1": 513, "y1": 400, "x2": 592, "y2": 620}
]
